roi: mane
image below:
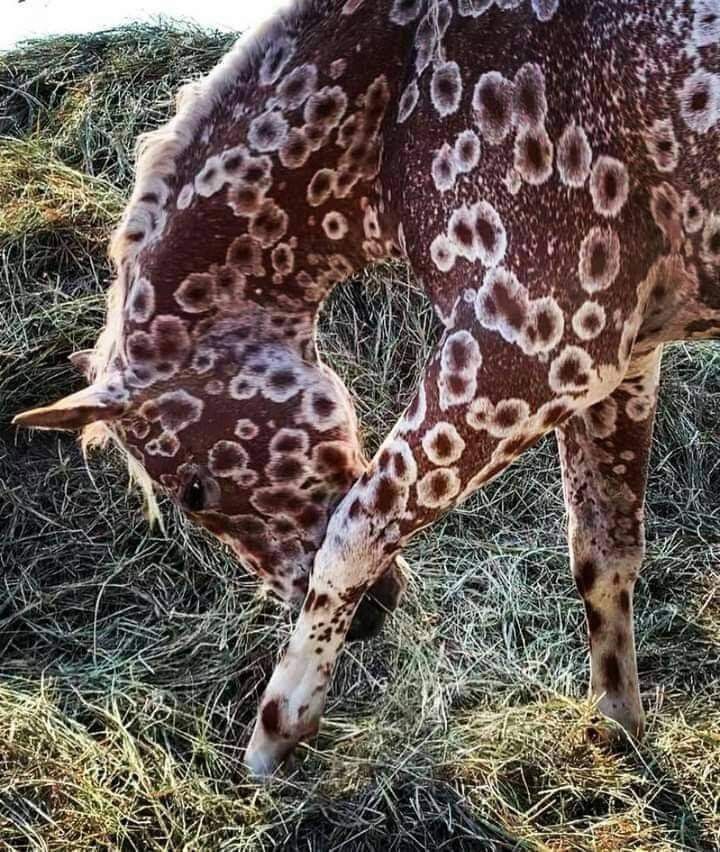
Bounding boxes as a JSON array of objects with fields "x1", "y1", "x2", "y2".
[{"x1": 82, "y1": 0, "x2": 336, "y2": 521}]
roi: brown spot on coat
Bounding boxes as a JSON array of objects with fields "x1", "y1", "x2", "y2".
[
  {"x1": 261, "y1": 699, "x2": 282, "y2": 735},
  {"x1": 542, "y1": 402, "x2": 570, "y2": 427},
  {"x1": 348, "y1": 497, "x2": 362, "y2": 519},
  {"x1": 575, "y1": 559, "x2": 596, "y2": 596},
  {"x1": 375, "y1": 475, "x2": 401, "y2": 513},
  {"x1": 602, "y1": 653, "x2": 622, "y2": 692}
]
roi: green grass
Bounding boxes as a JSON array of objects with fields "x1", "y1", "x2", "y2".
[{"x1": 1, "y1": 22, "x2": 719, "y2": 851}]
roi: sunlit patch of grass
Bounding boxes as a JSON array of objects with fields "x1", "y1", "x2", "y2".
[
  {"x1": 0, "y1": 137, "x2": 123, "y2": 248},
  {"x1": 1, "y1": 22, "x2": 719, "y2": 851},
  {"x1": 0, "y1": 682, "x2": 275, "y2": 849}
]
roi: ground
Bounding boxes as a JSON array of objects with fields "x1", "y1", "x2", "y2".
[{"x1": 1, "y1": 23, "x2": 719, "y2": 851}]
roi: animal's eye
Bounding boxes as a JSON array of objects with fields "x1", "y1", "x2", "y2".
[{"x1": 183, "y1": 476, "x2": 205, "y2": 512}]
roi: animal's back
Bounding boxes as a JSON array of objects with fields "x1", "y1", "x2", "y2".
[{"x1": 387, "y1": 0, "x2": 720, "y2": 348}]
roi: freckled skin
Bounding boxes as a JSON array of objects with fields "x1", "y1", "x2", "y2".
[
  {"x1": 243, "y1": 0, "x2": 720, "y2": 774},
  {"x1": 13, "y1": 0, "x2": 720, "y2": 776},
  {"x1": 557, "y1": 347, "x2": 662, "y2": 738}
]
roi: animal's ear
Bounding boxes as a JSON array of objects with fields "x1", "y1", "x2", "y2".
[
  {"x1": 68, "y1": 349, "x2": 95, "y2": 379},
  {"x1": 12, "y1": 384, "x2": 128, "y2": 430}
]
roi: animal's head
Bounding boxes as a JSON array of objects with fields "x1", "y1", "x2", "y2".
[
  {"x1": 13, "y1": 304, "x2": 365, "y2": 605},
  {"x1": 13, "y1": 22, "x2": 408, "y2": 633}
]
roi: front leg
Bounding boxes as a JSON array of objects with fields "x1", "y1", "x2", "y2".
[
  {"x1": 245, "y1": 300, "x2": 631, "y2": 775},
  {"x1": 246, "y1": 477, "x2": 413, "y2": 774},
  {"x1": 556, "y1": 347, "x2": 662, "y2": 739},
  {"x1": 244, "y1": 549, "x2": 389, "y2": 775}
]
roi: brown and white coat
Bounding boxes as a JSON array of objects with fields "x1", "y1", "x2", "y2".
[{"x1": 15, "y1": 0, "x2": 720, "y2": 775}]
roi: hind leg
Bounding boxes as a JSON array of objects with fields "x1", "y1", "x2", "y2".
[
  {"x1": 556, "y1": 347, "x2": 662, "y2": 738},
  {"x1": 244, "y1": 297, "x2": 634, "y2": 774}
]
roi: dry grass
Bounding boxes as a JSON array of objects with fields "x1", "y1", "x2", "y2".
[{"x1": 1, "y1": 23, "x2": 719, "y2": 851}]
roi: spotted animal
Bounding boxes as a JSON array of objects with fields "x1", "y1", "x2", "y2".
[{"x1": 14, "y1": 0, "x2": 720, "y2": 776}]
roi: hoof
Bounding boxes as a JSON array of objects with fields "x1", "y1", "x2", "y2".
[
  {"x1": 346, "y1": 555, "x2": 408, "y2": 643},
  {"x1": 245, "y1": 740, "x2": 292, "y2": 779},
  {"x1": 595, "y1": 694, "x2": 646, "y2": 740},
  {"x1": 245, "y1": 713, "x2": 298, "y2": 778},
  {"x1": 585, "y1": 703, "x2": 645, "y2": 751},
  {"x1": 245, "y1": 658, "x2": 325, "y2": 779}
]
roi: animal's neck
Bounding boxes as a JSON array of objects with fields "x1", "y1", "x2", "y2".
[{"x1": 111, "y1": 0, "x2": 412, "y2": 377}]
